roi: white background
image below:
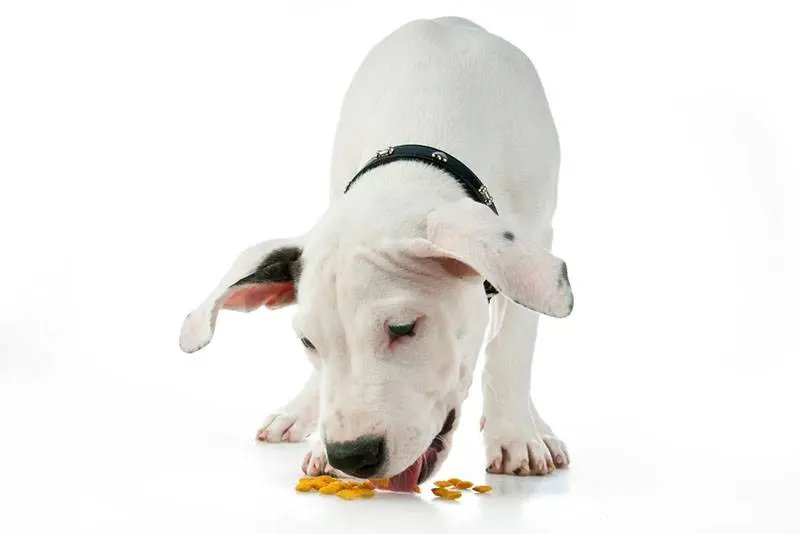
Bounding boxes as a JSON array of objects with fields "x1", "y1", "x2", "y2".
[{"x1": 1, "y1": 1, "x2": 798, "y2": 533}]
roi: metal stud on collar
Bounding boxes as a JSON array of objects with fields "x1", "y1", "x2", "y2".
[
  {"x1": 376, "y1": 146, "x2": 395, "y2": 158},
  {"x1": 431, "y1": 151, "x2": 448, "y2": 162},
  {"x1": 478, "y1": 184, "x2": 493, "y2": 205}
]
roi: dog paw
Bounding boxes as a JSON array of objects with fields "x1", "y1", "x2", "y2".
[
  {"x1": 256, "y1": 408, "x2": 317, "y2": 443},
  {"x1": 301, "y1": 439, "x2": 346, "y2": 478},
  {"x1": 301, "y1": 439, "x2": 328, "y2": 475},
  {"x1": 482, "y1": 414, "x2": 566, "y2": 476}
]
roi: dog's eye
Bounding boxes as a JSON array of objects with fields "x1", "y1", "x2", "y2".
[
  {"x1": 300, "y1": 337, "x2": 316, "y2": 351},
  {"x1": 388, "y1": 322, "x2": 416, "y2": 338}
]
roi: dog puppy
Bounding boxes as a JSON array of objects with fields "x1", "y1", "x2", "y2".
[{"x1": 180, "y1": 16, "x2": 573, "y2": 490}]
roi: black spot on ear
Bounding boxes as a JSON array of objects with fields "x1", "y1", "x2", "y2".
[
  {"x1": 232, "y1": 246, "x2": 303, "y2": 286},
  {"x1": 502, "y1": 231, "x2": 515, "y2": 241},
  {"x1": 558, "y1": 262, "x2": 570, "y2": 289}
]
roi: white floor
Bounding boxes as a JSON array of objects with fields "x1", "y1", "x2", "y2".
[{"x1": 2, "y1": 2, "x2": 799, "y2": 533}]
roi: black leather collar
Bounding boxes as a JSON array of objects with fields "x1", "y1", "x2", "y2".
[{"x1": 343, "y1": 144, "x2": 499, "y2": 300}]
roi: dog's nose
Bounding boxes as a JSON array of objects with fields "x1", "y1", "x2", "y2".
[{"x1": 325, "y1": 435, "x2": 385, "y2": 478}]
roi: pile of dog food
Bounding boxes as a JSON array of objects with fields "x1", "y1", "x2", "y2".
[{"x1": 295, "y1": 475, "x2": 492, "y2": 501}]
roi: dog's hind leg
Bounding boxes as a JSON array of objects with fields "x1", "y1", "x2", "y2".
[
  {"x1": 256, "y1": 370, "x2": 319, "y2": 443},
  {"x1": 480, "y1": 228, "x2": 570, "y2": 475}
]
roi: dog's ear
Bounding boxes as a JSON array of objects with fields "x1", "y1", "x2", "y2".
[
  {"x1": 409, "y1": 199, "x2": 573, "y2": 318},
  {"x1": 179, "y1": 238, "x2": 304, "y2": 353}
]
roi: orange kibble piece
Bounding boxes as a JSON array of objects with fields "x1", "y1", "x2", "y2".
[
  {"x1": 309, "y1": 479, "x2": 329, "y2": 490},
  {"x1": 413, "y1": 485, "x2": 421, "y2": 493},
  {"x1": 319, "y1": 482, "x2": 344, "y2": 495},
  {"x1": 295, "y1": 481, "x2": 315, "y2": 492},
  {"x1": 448, "y1": 478, "x2": 462, "y2": 484},
  {"x1": 335, "y1": 489, "x2": 363, "y2": 500},
  {"x1": 357, "y1": 489, "x2": 375, "y2": 498},
  {"x1": 472, "y1": 485, "x2": 493, "y2": 493},
  {"x1": 432, "y1": 487, "x2": 462, "y2": 500},
  {"x1": 434, "y1": 480, "x2": 453, "y2": 488},
  {"x1": 360, "y1": 480, "x2": 376, "y2": 490},
  {"x1": 455, "y1": 481, "x2": 473, "y2": 489}
]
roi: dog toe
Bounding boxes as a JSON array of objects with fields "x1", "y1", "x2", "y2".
[
  {"x1": 257, "y1": 411, "x2": 315, "y2": 443},
  {"x1": 542, "y1": 435, "x2": 570, "y2": 468}
]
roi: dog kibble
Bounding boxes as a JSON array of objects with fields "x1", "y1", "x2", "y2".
[
  {"x1": 432, "y1": 487, "x2": 462, "y2": 500},
  {"x1": 296, "y1": 476, "x2": 378, "y2": 500},
  {"x1": 295, "y1": 481, "x2": 315, "y2": 492},
  {"x1": 335, "y1": 489, "x2": 365, "y2": 500},
  {"x1": 296, "y1": 475, "x2": 488, "y2": 501},
  {"x1": 319, "y1": 482, "x2": 345, "y2": 495}
]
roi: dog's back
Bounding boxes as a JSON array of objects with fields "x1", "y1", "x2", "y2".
[{"x1": 330, "y1": 17, "x2": 561, "y2": 230}]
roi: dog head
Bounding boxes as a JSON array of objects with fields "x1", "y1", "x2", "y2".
[{"x1": 179, "y1": 198, "x2": 573, "y2": 489}]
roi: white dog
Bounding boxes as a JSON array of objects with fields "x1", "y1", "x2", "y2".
[{"x1": 179, "y1": 16, "x2": 574, "y2": 491}]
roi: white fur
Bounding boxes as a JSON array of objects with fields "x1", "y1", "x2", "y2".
[{"x1": 180, "y1": 17, "x2": 573, "y2": 480}]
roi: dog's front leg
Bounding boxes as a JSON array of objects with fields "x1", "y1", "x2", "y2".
[
  {"x1": 481, "y1": 295, "x2": 570, "y2": 475},
  {"x1": 256, "y1": 370, "x2": 319, "y2": 442}
]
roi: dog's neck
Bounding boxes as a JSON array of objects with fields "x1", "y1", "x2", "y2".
[{"x1": 323, "y1": 161, "x2": 472, "y2": 246}]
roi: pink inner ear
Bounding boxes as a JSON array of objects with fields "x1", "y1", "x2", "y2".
[
  {"x1": 222, "y1": 282, "x2": 295, "y2": 311},
  {"x1": 433, "y1": 256, "x2": 480, "y2": 279}
]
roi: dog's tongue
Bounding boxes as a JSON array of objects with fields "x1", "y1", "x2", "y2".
[{"x1": 388, "y1": 457, "x2": 423, "y2": 492}]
